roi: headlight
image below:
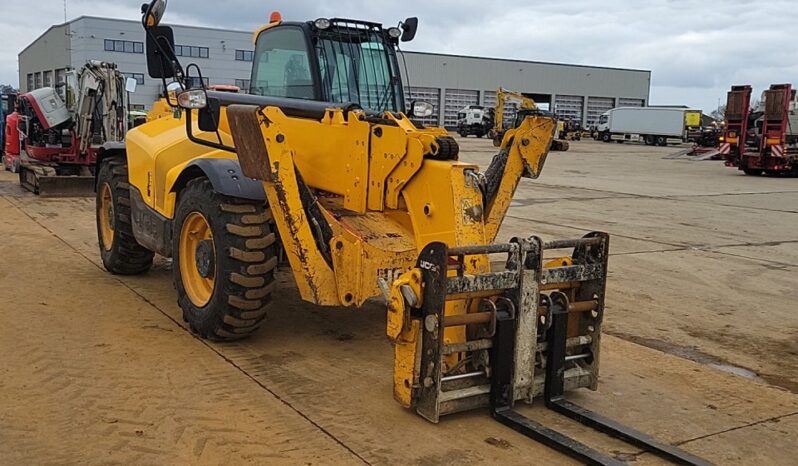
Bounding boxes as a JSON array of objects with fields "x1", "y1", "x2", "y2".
[
  {"x1": 177, "y1": 89, "x2": 207, "y2": 109},
  {"x1": 314, "y1": 18, "x2": 331, "y2": 30},
  {"x1": 387, "y1": 27, "x2": 402, "y2": 39}
]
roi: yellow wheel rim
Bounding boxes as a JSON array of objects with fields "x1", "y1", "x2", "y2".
[
  {"x1": 99, "y1": 182, "x2": 115, "y2": 251},
  {"x1": 179, "y1": 212, "x2": 215, "y2": 307}
]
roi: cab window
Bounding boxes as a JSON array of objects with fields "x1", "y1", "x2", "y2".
[
  {"x1": 316, "y1": 32, "x2": 400, "y2": 112},
  {"x1": 251, "y1": 27, "x2": 315, "y2": 100}
]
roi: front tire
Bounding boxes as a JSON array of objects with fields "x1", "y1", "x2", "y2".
[
  {"x1": 173, "y1": 178, "x2": 277, "y2": 340},
  {"x1": 96, "y1": 158, "x2": 154, "y2": 275},
  {"x1": 601, "y1": 132, "x2": 611, "y2": 143}
]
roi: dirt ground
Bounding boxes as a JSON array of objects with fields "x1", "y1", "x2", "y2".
[{"x1": 1, "y1": 138, "x2": 797, "y2": 465}]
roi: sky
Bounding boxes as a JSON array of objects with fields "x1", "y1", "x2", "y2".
[{"x1": 2, "y1": 0, "x2": 797, "y2": 112}]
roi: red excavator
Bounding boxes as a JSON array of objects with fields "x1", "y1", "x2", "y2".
[{"x1": 16, "y1": 61, "x2": 133, "y2": 195}]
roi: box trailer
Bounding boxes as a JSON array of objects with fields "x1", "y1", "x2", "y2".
[{"x1": 596, "y1": 107, "x2": 701, "y2": 146}]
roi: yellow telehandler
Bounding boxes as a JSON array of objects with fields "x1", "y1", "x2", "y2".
[{"x1": 92, "y1": 2, "x2": 707, "y2": 464}]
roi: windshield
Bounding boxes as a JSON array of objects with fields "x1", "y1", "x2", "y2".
[
  {"x1": 251, "y1": 26, "x2": 315, "y2": 100},
  {"x1": 599, "y1": 114, "x2": 608, "y2": 124},
  {"x1": 315, "y1": 28, "x2": 402, "y2": 113}
]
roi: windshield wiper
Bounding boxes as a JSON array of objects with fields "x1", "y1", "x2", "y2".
[{"x1": 374, "y1": 75, "x2": 399, "y2": 113}]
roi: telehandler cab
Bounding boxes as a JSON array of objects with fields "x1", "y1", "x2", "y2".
[{"x1": 93, "y1": 1, "x2": 708, "y2": 464}]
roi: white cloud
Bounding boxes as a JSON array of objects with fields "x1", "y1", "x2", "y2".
[{"x1": 2, "y1": 0, "x2": 796, "y2": 112}]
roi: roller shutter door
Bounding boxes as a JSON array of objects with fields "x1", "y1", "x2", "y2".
[
  {"x1": 406, "y1": 87, "x2": 440, "y2": 127},
  {"x1": 586, "y1": 96, "x2": 615, "y2": 127},
  {"x1": 554, "y1": 95, "x2": 584, "y2": 123},
  {"x1": 618, "y1": 98, "x2": 644, "y2": 107},
  {"x1": 444, "y1": 89, "x2": 479, "y2": 128}
]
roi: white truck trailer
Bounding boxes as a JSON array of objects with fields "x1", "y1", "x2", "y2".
[{"x1": 596, "y1": 107, "x2": 702, "y2": 146}]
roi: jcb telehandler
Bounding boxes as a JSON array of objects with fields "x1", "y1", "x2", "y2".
[{"x1": 93, "y1": 2, "x2": 707, "y2": 464}]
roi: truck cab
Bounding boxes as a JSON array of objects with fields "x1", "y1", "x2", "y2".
[{"x1": 456, "y1": 105, "x2": 488, "y2": 137}]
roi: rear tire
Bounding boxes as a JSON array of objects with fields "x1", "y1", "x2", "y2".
[
  {"x1": 96, "y1": 158, "x2": 154, "y2": 275},
  {"x1": 173, "y1": 178, "x2": 277, "y2": 340},
  {"x1": 743, "y1": 169, "x2": 763, "y2": 176},
  {"x1": 656, "y1": 136, "x2": 667, "y2": 146},
  {"x1": 644, "y1": 135, "x2": 654, "y2": 146}
]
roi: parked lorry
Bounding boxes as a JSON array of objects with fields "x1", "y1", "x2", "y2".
[
  {"x1": 456, "y1": 105, "x2": 489, "y2": 137},
  {"x1": 596, "y1": 107, "x2": 702, "y2": 146}
]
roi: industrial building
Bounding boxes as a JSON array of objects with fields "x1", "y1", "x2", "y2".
[{"x1": 19, "y1": 16, "x2": 651, "y2": 128}]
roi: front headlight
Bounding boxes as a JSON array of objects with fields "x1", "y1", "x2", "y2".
[
  {"x1": 387, "y1": 27, "x2": 402, "y2": 39},
  {"x1": 177, "y1": 89, "x2": 207, "y2": 109},
  {"x1": 314, "y1": 18, "x2": 331, "y2": 30}
]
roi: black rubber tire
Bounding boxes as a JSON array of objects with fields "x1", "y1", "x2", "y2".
[
  {"x1": 96, "y1": 158, "x2": 154, "y2": 275},
  {"x1": 656, "y1": 136, "x2": 667, "y2": 146},
  {"x1": 173, "y1": 178, "x2": 277, "y2": 341},
  {"x1": 644, "y1": 135, "x2": 654, "y2": 146},
  {"x1": 601, "y1": 132, "x2": 612, "y2": 143},
  {"x1": 743, "y1": 169, "x2": 763, "y2": 176},
  {"x1": 431, "y1": 136, "x2": 460, "y2": 160}
]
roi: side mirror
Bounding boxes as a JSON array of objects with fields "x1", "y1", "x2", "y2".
[
  {"x1": 142, "y1": 0, "x2": 168, "y2": 29},
  {"x1": 125, "y1": 77, "x2": 138, "y2": 93},
  {"x1": 410, "y1": 100, "x2": 433, "y2": 118},
  {"x1": 145, "y1": 25, "x2": 176, "y2": 79},
  {"x1": 401, "y1": 17, "x2": 418, "y2": 42}
]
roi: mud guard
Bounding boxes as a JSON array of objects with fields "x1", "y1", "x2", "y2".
[{"x1": 173, "y1": 158, "x2": 265, "y2": 201}]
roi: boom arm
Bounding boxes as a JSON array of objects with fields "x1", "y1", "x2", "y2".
[
  {"x1": 493, "y1": 87, "x2": 538, "y2": 135},
  {"x1": 74, "y1": 61, "x2": 127, "y2": 153}
]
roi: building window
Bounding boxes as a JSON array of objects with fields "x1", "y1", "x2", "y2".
[
  {"x1": 43, "y1": 70, "x2": 53, "y2": 87},
  {"x1": 34, "y1": 72, "x2": 42, "y2": 89},
  {"x1": 235, "y1": 50, "x2": 254, "y2": 62},
  {"x1": 235, "y1": 79, "x2": 251, "y2": 91},
  {"x1": 175, "y1": 45, "x2": 209, "y2": 59},
  {"x1": 124, "y1": 73, "x2": 145, "y2": 85},
  {"x1": 55, "y1": 69, "x2": 67, "y2": 99},
  {"x1": 186, "y1": 77, "x2": 209, "y2": 89},
  {"x1": 27, "y1": 74, "x2": 34, "y2": 91},
  {"x1": 130, "y1": 104, "x2": 146, "y2": 111},
  {"x1": 104, "y1": 39, "x2": 144, "y2": 54}
]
